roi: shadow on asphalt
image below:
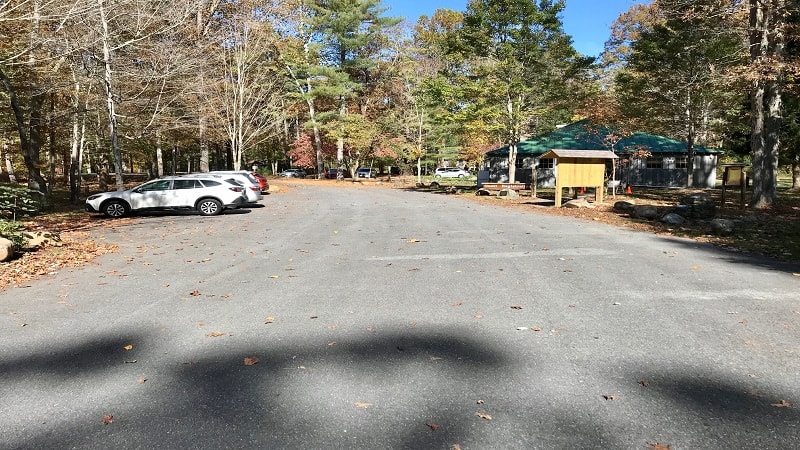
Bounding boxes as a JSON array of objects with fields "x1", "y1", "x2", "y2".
[
  {"x1": 6, "y1": 328, "x2": 800, "y2": 448},
  {"x1": 654, "y1": 234, "x2": 800, "y2": 274}
]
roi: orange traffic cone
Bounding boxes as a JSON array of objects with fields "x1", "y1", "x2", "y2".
[{"x1": 626, "y1": 185, "x2": 632, "y2": 194}]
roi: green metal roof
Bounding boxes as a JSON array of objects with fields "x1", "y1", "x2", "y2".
[{"x1": 487, "y1": 121, "x2": 719, "y2": 157}]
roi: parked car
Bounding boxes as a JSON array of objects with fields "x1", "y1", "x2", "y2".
[
  {"x1": 324, "y1": 168, "x2": 351, "y2": 179},
  {"x1": 279, "y1": 168, "x2": 306, "y2": 178},
  {"x1": 86, "y1": 176, "x2": 246, "y2": 218},
  {"x1": 356, "y1": 167, "x2": 378, "y2": 178},
  {"x1": 184, "y1": 172, "x2": 262, "y2": 203},
  {"x1": 250, "y1": 172, "x2": 269, "y2": 192},
  {"x1": 434, "y1": 167, "x2": 469, "y2": 178},
  {"x1": 209, "y1": 171, "x2": 264, "y2": 200}
]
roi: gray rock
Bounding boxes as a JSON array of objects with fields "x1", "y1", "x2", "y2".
[
  {"x1": 661, "y1": 213, "x2": 686, "y2": 225},
  {"x1": 0, "y1": 237, "x2": 13, "y2": 262},
  {"x1": 632, "y1": 204, "x2": 659, "y2": 219},
  {"x1": 564, "y1": 198, "x2": 595, "y2": 208},
  {"x1": 613, "y1": 201, "x2": 635, "y2": 213},
  {"x1": 475, "y1": 189, "x2": 491, "y2": 196},
  {"x1": 499, "y1": 188, "x2": 519, "y2": 199},
  {"x1": 710, "y1": 218, "x2": 735, "y2": 236},
  {"x1": 680, "y1": 192, "x2": 716, "y2": 219}
]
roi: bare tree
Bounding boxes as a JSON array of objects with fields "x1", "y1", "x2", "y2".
[{"x1": 202, "y1": 2, "x2": 285, "y2": 171}]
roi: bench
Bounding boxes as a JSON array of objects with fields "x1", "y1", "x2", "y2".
[{"x1": 477, "y1": 182, "x2": 531, "y2": 196}]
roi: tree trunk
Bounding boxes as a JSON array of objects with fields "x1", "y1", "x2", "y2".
[
  {"x1": 0, "y1": 68, "x2": 48, "y2": 194},
  {"x1": 156, "y1": 131, "x2": 164, "y2": 177},
  {"x1": 97, "y1": 0, "x2": 124, "y2": 190},
  {"x1": 199, "y1": 116, "x2": 209, "y2": 172},
  {"x1": 685, "y1": 93, "x2": 695, "y2": 188},
  {"x1": 508, "y1": 143, "x2": 518, "y2": 184},
  {"x1": 791, "y1": 151, "x2": 800, "y2": 190},
  {"x1": 749, "y1": 0, "x2": 784, "y2": 209},
  {"x1": 337, "y1": 96, "x2": 345, "y2": 170},
  {"x1": 2, "y1": 140, "x2": 16, "y2": 183},
  {"x1": 69, "y1": 79, "x2": 82, "y2": 203}
]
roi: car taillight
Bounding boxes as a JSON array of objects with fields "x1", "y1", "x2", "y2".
[
  {"x1": 230, "y1": 187, "x2": 244, "y2": 192},
  {"x1": 249, "y1": 186, "x2": 259, "y2": 191}
]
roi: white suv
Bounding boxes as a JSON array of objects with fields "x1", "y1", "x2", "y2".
[
  {"x1": 434, "y1": 167, "x2": 468, "y2": 178},
  {"x1": 85, "y1": 176, "x2": 247, "y2": 218}
]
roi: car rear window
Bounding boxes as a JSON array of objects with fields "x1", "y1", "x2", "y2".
[{"x1": 199, "y1": 180, "x2": 221, "y2": 187}]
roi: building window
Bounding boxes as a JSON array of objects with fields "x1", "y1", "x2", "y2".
[
  {"x1": 674, "y1": 156, "x2": 688, "y2": 169},
  {"x1": 515, "y1": 157, "x2": 526, "y2": 169},
  {"x1": 537, "y1": 158, "x2": 554, "y2": 169},
  {"x1": 646, "y1": 157, "x2": 663, "y2": 169}
]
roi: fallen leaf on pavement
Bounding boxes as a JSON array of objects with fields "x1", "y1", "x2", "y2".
[
  {"x1": 771, "y1": 399, "x2": 793, "y2": 408},
  {"x1": 189, "y1": 290, "x2": 200, "y2": 296},
  {"x1": 476, "y1": 412, "x2": 492, "y2": 420},
  {"x1": 452, "y1": 301, "x2": 463, "y2": 306},
  {"x1": 510, "y1": 305, "x2": 523, "y2": 310},
  {"x1": 243, "y1": 356, "x2": 260, "y2": 366},
  {"x1": 206, "y1": 331, "x2": 226, "y2": 337},
  {"x1": 123, "y1": 345, "x2": 133, "y2": 351},
  {"x1": 354, "y1": 402, "x2": 372, "y2": 408},
  {"x1": 265, "y1": 316, "x2": 275, "y2": 324},
  {"x1": 136, "y1": 378, "x2": 147, "y2": 384},
  {"x1": 638, "y1": 380, "x2": 651, "y2": 388},
  {"x1": 101, "y1": 414, "x2": 113, "y2": 425},
  {"x1": 602, "y1": 395, "x2": 618, "y2": 400},
  {"x1": 647, "y1": 443, "x2": 671, "y2": 450},
  {"x1": 426, "y1": 422, "x2": 440, "y2": 431}
]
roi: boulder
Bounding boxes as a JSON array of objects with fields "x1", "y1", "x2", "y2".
[
  {"x1": 661, "y1": 213, "x2": 686, "y2": 225},
  {"x1": 498, "y1": 188, "x2": 519, "y2": 199},
  {"x1": 475, "y1": 188, "x2": 491, "y2": 196},
  {"x1": 710, "y1": 218, "x2": 735, "y2": 236},
  {"x1": 613, "y1": 201, "x2": 635, "y2": 213},
  {"x1": 0, "y1": 237, "x2": 13, "y2": 262},
  {"x1": 632, "y1": 204, "x2": 659, "y2": 219},
  {"x1": 680, "y1": 193, "x2": 716, "y2": 219},
  {"x1": 564, "y1": 198, "x2": 595, "y2": 209}
]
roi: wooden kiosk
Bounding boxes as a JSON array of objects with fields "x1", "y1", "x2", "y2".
[
  {"x1": 720, "y1": 163, "x2": 748, "y2": 208},
  {"x1": 541, "y1": 149, "x2": 619, "y2": 207}
]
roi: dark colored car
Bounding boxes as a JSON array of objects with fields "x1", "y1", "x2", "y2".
[{"x1": 324, "y1": 168, "x2": 350, "y2": 179}]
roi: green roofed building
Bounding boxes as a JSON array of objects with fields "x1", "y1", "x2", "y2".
[{"x1": 482, "y1": 121, "x2": 720, "y2": 188}]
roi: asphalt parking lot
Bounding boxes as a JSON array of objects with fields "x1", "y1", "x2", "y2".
[{"x1": 2, "y1": 183, "x2": 798, "y2": 449}]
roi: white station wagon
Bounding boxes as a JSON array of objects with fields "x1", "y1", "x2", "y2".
[{"x1": 86, "y1": 176, "x2": 247, "y2": 218}]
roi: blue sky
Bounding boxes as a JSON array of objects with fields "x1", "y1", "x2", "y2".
[{"x1": 384, "y1": 0, "x2": 647, "y2": 57}]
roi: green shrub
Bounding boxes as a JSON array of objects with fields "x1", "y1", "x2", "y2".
[
  {"x1": 0, "y1": 184, "x2": 40, "y2": 219},
  {"x1": 0, "y1": 219, "x2": 27, "y2": 248}
]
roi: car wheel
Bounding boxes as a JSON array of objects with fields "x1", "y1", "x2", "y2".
[
  {"x1": 434, "y1": 174, "x2": 441, "y2": 179},
  {"x1": 197, "y1": 198, "x2": 223, "y2": 216},
  {"x1": 458, "y1": 174, "x2": 465, "y2": 178},
  {"x1": 102, "y1": 199, "x2": 129, "y2": 218}
]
